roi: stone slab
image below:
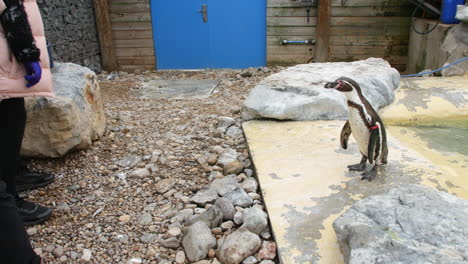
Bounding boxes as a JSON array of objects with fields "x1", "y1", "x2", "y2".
[
  {"x1": 243, "y1": 120, "x2": 468, "y2": 264},
  {"x1": 380, "y1": 77, "x2": 468, "y2": 128},
  {"x1": 138, "y1": 80, "x2": 220, "y2": 99}
]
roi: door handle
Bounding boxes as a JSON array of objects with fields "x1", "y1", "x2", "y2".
[{"x1": 197, "y1": 4, "x2": 208, "y2": 23}]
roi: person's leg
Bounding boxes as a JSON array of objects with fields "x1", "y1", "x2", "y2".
[
  {"x1": 0, "y1": 98, "x2": 51, "y2": 226},
  {"x1": 0, "y1": 181, "x2": 41, "y2": 264}
]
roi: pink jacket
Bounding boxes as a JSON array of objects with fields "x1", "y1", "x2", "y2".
[{"x1": 0, "y1": 0, "x2": 53, "y2": 99}]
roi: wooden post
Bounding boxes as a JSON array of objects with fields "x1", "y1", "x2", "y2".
[
  {"x1": 315, "y1": 0, "x2": 330, "y2": 62},
  {"x1": 93, "y1": 0, "x2": 118, "y2": 71}
]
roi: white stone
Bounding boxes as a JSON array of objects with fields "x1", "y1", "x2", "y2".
[
  {"x1": 80, "y1": 249, "x2": 92, "y2": 263},
  {"x1": 456, "y1": 5, "x2": 468, "y2": 22},
  {"x1": 22, "y1": 63, "x2": 106, "y2": 158},
  {"x1": 242, "y1": 58, "x2": 400, "y2": 121}
]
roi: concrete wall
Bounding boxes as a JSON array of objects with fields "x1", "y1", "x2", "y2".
[{"x1": 37, "y1": 0, "x2": 102, "y2": 72}]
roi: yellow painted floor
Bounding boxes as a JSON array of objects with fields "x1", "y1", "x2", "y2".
[{"x1": 243, "y1": 76, "x2": 468, "y2": 264}]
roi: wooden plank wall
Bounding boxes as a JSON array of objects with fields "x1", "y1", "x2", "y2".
[
  {"x1": 267, "y1": 0, "x2": 413, "y2": 71},
  {"x1": 109, "y1": 0, "x2": 156, "y2": 72}
]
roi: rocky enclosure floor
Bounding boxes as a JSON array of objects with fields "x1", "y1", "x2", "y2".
[{"x1": 24, "y1": 67, "x2": 283, "y2": 264}]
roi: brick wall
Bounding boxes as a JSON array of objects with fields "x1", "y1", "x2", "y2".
[{"x1": 37, "y1": 0, "x2": 102, "y2": 72}]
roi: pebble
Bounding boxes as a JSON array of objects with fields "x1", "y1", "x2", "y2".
[
  {"x1": 52, "y1": 246, "x2": 64, "y2": 258},
  {"x1": 26, "y1": 227, "x2": 37, "y2": 236},
  {"x1": 258, "y1": 241, "x2": 277, "y2": 260},
  {"x1": 155, "y1": 178, "x2": 176, "y2": 194},
  {"x1": 119, "y1": 214, "x2": 131, "y2": 223},
  {"x1": 138, "y1": 212, "x2": 152, "y2": 225},
  {"x1": 161, "y1": 237, "x2": 180, "y2": 249},
  {"x1": 234, "y1": 211, "x2": 244, "y2": 225},
  {"x1": 175, "y1": 251, "x2": 186, "y2": 264},
  {"x1": 221, "y1": 221, "x2": 234, "y2": 230},
  {"x1": 168, "y1": 227, "x2": 182, "y2": 237},
  {"x1": 243, "y1": 256, "x2": 259, "y2": 264},
  {"x1": 81, "y1": 249, "x2": 92, "y2": 262}
]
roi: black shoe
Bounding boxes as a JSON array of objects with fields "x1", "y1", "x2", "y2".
[
  {"x1": 15, "y1": 198, "x2": 52, "y2": 226},
  {"x1": 16, "y1": 168, "x2": 55, "y2": 192}
]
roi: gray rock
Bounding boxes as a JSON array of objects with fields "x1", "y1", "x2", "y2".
[
  {"x1": 241, "y1": 207, "x2": 268, "y2": 235},
  {"x1": 140, "y1": 233, "x2": 157, "y2": 244},
  {"x1": 182, "y1": 221, "x2": 216, "y2": 262},
  {"x1": 441, "y1": 23, "x2": 468, "y2": 76},
  {"x1": 226, "y1": 126, "x2": 244, "y2": 138},
  {"x1": 217, "y1": 227, "x2": 262, "y2": 264},
  {"x1": 233, "y1": 211, "x2": 244, "y2": 225},
  {"x1": 81, "y1": 249, "x2": 92, "y2": 262},
  {"x1": 259, "y1": 261, "x2": 275, "y2": 264},
  {"x1": 241, "y1": 177, "x2": 258, "y2": 193},
  {"x1": 162, "y1": 237, "x2": 180, "y2": 249},
  {"x1": 333, "y1": 185, "x2": 468, "y2": 264},
  {"x1": 190, "y1": 189, "x2": 219, "y2": 206},
  {"x1": 137, "y1": 213, "x2": 152, "y2": 226},
  {"x1": 221, "y1": 221, "x2": 234, "y2": 230},
  {"x1": 185, "y1": 205, "x2": 223, "y2": 228},
  {"x1": 22, "y1": 63, "x2": 106, "y2": 158},
  {"x1": 155, "y1": 179, "x2": 175, "y2": 194},
  {"x1": 217, "y1": 148, "x2": 239, "y2": 167},
  {"x1": 225, "y1": 188, "x2": 254, "y2": 208},
  {"x1": 171, "y1": 209, "x2": 194, "y2": 224},
  {"x1": 215, "y1": 197, "x2": 236, "y2": 220},
  {"x1": 114, "y1": 234, "x2": 129, "y2": 243},
  {"x1": 117, "y1": 155, "x2": 141, "y2": 168},
  {"x1": 210, "y1": 176, "x2": 240, "y2": 196},
  {"x1": 242, "y1": 58, "x2": 399, "y2": 121},
  {"x1": 218, "y1": 116, "x2": 236, "y2": 131},
  {"x1": 242, "y1": 256, "x2": 259, "y2": 264},
  {"x1": 129, "y1": 168, "x2": 150, "y2": 178}
]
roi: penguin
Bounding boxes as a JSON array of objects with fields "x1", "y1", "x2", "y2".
[{"x1": 324, "y1": 77, "x2": 388, "y2": 181}]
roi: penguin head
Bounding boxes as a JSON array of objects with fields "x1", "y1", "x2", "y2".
[{"x1": 324, "y1": 77, "x2": 361, "y2": 94}]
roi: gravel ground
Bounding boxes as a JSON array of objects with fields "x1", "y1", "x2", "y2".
[{"x1": 23, "y1": 67, "x2": 284, "y2": 264}]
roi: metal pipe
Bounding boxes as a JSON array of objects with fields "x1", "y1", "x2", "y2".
[{"x1": 281, "y1": 39, "x2": 316, "y2": 45}]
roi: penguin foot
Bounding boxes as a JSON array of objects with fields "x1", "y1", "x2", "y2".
[
  {"x1": 347, "y1": 163, "x2": 366, "y2": 171},
  {"x1": 361, "y1": 168, "x2": 377, "y2": 181}
]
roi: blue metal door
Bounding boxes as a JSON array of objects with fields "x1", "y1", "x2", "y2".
[
  {"x1": 151, "y1": 0, "x2": 210, "y2": 69},
  {"x1": 151, "y1": 0, "x2": 266, "y2": 69}
]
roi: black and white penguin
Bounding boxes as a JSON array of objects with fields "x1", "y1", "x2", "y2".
[{"x1": 324, "y1": 77, "x2": 388, "y2": 181}]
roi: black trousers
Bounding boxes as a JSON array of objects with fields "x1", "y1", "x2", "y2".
[{"x1": 0, "y1": 98, "x2": 41, "y2": 264}]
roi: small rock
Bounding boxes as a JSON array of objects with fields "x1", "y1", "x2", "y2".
[
  {"x1": 241, "y1": 177, "x2": 258, "y2": 193},
  {"x1": 234, "y1": 211, "x2": 244, "y2": 225},
  {"x1": 223, "y1": 160, "x2": 244, "y2": 175},
  {"x1": 193, "y1": 261, "x2": 211, "y2": 264},
  {"x1": 162, "y1": 237, "x2": 179, "y2": 249},
  {"x1": 221, "y1": 221, "x2": 235, "y2": 230},
  {"x1": 138, "y1": 212, "x2": 152, "y2": 225},
  {"x1": 175, "y1": 251, "x2": 186, "y2": 264},
  {"x1": 182, "y1": 221, "x2": 216, "y2": 262},
  {"x1": 212, "y1": 227, "x2": 223, "y2": 235},
  {"x1": 217, "y1": 117, "x2": 236, "y2": 130},
  {"x1": 242, "y1": 256, "x2": 259, "y2": 264},
  {"x1": 80, "y1": 249, "x2": 92, "y2": 262},
  {"x1": 52, "y1": 246, "x2": 64, "y2": 258},
  {"x1": 116, "y1": 155, "x2": 141, "y2": 168},
  {"x1": 242, "y1": 207, "x2": 268, "y2": 235},
  {"x1": 186, "y1": 205, "x2": 223, "y2": 228},
  {"x1": 127, "y1": 257, "x2": 143, "y2": 264},
  {"x1": 56, "y1": 202, "x2": 71, "y2": 212},
  {"x1": 258, "y1": 241, "x2": 277, "y2": 260},
  {"x1": 119, "y1": 215, "x2": 131, "y2": 223},
  {"x1": 260, "y1": 230, "x2": 272, "y2": 240},
  {"x1": 155, "y1": 179, "x2": 175, "y2": 194},
  {"x1": 226, "y1": 126, "x2": 244, "y2": 138},
  {"x1": 210, "y1": 176, "x2": 240, "y2": 196},
  {"x1": 207, "y1": 153, "x2": 218, "y2": 165},
  {"x1": 129, "y1": 168, "x2": 150, "y2": 178},
  {"x1": 216, "y1": 227, "x2": 262, "y2": 264},
  {"x1": 259, "y1": 261, "x2": 275, "y2": 264},
  {"x1": 208, "y1": 248, "x2": 216, "y2": 258},
  {"x1": 225, "y1": 187, "x2": 254, "y2": 208},
  {"x1": 191, "y1": 189, "x2": 219, "y2": 206},
  {"x1": 140, "y1": 233, "x2": 158, "y2": 244},
  {"x1": 215, "y1": 197, "x2": 236, "y2": 220},
  {"x1": 114, "y1": 234, "x2": 129, "y2": 243},
  {"x1": 168, "y1": 227, "x2": 182, "y2": 237},
  {"x1": 26, "y1": 227, "x2": 37, "y2": 236}
]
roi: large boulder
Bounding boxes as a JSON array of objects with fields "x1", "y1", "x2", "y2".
[
  {"x1": 22, "y1": 63, "x2": 106, "y2": 157},
  {"x1": 242, "y1": 58, "x2": 400, "y2": 121},
  {"x1": 333, "y1": 185, "x2": 468, "y2": 264}
]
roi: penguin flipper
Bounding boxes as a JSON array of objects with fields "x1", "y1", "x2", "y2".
[
  {"x1": 340, "y1": 121, "x2": 352, "y2": 149},
  {"x1": 368, "y1": 125, "x2": 380, "y2": 164}
]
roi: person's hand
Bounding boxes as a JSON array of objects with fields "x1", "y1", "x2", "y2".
[{"x1": 24, "y1": 61, "x2": 42, "y2": 88}]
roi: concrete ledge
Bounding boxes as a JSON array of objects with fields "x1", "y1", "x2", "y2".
[
  {"x1": 380, "y1": 77, "x2": 468, "y2": 128},
  {"x1": 243, "y1": 120, "x2": 468, "y2": 264}
]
